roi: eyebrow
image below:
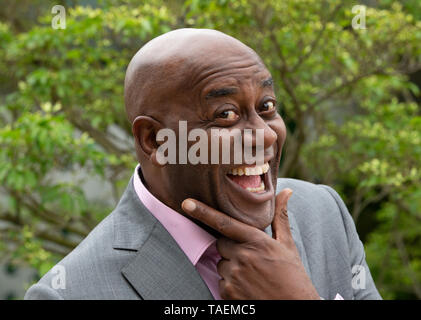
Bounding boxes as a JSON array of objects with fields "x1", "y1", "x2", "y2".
[
  {"x1": 205, "y1": 87, "x2": 238, "y2": 99},
  {"x1": 204, "y1": 77, "x2": 273, "y2": 99}
]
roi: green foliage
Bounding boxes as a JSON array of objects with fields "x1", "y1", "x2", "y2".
[
  {"x1": 0, "y1": 0, "x2": 175, "y2": 287},
  {"x1": 0, "y1": 0, "x2": 420, "y2": 299}
]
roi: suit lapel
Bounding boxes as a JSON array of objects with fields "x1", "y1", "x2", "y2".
[
  {"x1": 113, "y1": 176, "x2": 213, "y2": 300},
  {"x1": 121, "y1": 221, "x2": 213, "y2": 300}
]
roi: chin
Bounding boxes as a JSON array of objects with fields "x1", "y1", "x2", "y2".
[{"x1": 217, "y1": 157, "x2": 278, "y2": 230}]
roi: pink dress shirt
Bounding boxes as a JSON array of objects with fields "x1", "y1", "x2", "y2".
[{"x1": 132, "y1": 165, "x2": 343, "y2": 300}]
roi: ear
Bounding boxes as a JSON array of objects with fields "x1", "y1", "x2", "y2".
[{"x1": 132, "y1": 115, "x2": 165, "y2": 167}]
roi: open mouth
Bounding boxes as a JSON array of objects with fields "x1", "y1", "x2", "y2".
[{"x1": 226, "y1": 163, "x2": 270, "y2": 193}]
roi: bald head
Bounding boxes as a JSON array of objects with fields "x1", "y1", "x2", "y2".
[{"x1": 124, "y1": 28, "x2": 263, "y2": 123}]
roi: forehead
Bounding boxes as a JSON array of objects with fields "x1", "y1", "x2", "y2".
[{"x1": 187, "y1": 53, "x2": 272, "y2": 97}]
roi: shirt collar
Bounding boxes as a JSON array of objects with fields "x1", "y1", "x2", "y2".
[{"x1": 133, "y1": 164, "x2": 216, "y2": 265}]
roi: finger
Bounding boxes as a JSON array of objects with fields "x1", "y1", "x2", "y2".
[
  {"x1": 219, "y1": 278, "x2": 238, "y2": 300},
  {"x1": 182, "y1": 198, "x2": 264, "y2": 243},
  {"x1": 216, "y1": 258, "x2": 230, "y2": 279},
  {"x1": 271, "y1": 188, "x2": 293, "y2": 241},
  {"x1": 218, "y1": 278, "x2": 229, "y2": 300},
  {"x1": 216, "y1": 237, "x2": 237, "y2": 259}
]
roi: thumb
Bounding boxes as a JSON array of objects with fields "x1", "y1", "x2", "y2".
[{"x1": 271, "y1": 188, "x2": 293, "y2": 242}]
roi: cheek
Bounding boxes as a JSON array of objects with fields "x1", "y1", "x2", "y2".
[{"x1": 167, "y1": 163, "x2": 217, "y2": 200}]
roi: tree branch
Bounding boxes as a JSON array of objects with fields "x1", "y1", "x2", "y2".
[
  {"x1": 4, "y1": 187, "x2": 90, "y2": 237},
  {"x1": 290, "y1": 2, "x2": 343, "y2": 74},
  {"x1": 352, "y1": 187, "x2": 390, "y2": 222},
  {"x1": 309, "y1": 68, "x2": 387, "y2": 110},
  {"x1": 0, "y1": 212, "x2": 80, "y2": 250}
]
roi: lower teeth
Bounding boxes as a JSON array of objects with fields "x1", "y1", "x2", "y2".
[{"x1": 246, "y1": 181, "x2": 265, "y2": 193}]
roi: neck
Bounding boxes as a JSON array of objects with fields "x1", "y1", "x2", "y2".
[{"x1": 139, "y1": 166, "x2": 222, "y2": 239}]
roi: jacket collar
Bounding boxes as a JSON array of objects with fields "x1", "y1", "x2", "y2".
[{"x1": 112, "y1": 176, "x2": 213, "y2": 299}]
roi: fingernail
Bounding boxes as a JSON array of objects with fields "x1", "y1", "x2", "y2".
[{"x1": 182, "y1": 199, "x2": 196, "y2": 212}]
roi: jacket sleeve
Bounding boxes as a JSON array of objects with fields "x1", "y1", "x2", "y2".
[
  {"x1": 319, "y1": 185, "x2": 382, "y2": 300},
  {"x1": 24, "y1": 283, "x2": 64, "y2": 300}
]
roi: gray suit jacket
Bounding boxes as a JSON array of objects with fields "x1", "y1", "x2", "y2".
[{"x1": 24, "y1": 177, "x2": 382, "y2": 300}]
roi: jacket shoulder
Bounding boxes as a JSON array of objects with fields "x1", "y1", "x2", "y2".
[
  {"x1": 25, "y1": 212, "x2": 137, "y2": 299},
  {"x1": 276, "y1": 178, "x2": 353, "y2": 265},
  {"x1": 276, "y1": 178, "x2": 342, "y2": 222}
]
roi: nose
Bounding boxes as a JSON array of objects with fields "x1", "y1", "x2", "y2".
[{"x1": 244, "y1": 115, "x2": 277, "y2": 150}]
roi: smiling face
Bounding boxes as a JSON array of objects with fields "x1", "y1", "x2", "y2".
[{"x1": 126, "y1": 29, "x2": 287, "y2": 231}]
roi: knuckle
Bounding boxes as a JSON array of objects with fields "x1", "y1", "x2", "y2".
[
  {"x1": 196, "y1": 205, "x2": 207, "y2": 220},
  {"x1": 230, "y1": 265, "x2": 241, "y2": 280},
  {"x1": 248, "y1": 233, "x2": 264, "y2": 244},
  {"x1": 236, "y1": 249, "x2": 250, "y2": 264},
  {"x1": 281, "y1": 207, "x2": 289, "y2": 218},
  {"x1": 222, "y1": 281, "x2": 235, "y2": 298},
  {"x1": 216, "y1": 215, "x2": 232, "y2": 232}
]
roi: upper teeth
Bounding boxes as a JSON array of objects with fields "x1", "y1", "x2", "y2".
[{"x1": 229, "y1": 163, "x2": 269, "y2": 176}]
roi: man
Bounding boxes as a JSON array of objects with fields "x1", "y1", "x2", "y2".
[{"x1": 25, "y1": 28, "x2": 381, "y2": 300}]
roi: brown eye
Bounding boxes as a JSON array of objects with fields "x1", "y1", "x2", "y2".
[
  {"x1": 217, "y1": 110, "x2": 239, "y2": 120},
  {"x1": 261, "y1": 101, "x2": 275, "y2": 112}
]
